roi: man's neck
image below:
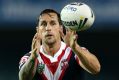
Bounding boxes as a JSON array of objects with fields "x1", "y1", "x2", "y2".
[{"x1": 42, "y1": 41, "x2": 61, "y2": 57}]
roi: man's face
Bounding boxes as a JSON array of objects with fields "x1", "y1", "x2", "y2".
[{"x1": 38, "y1": 13, "x2": 61, "y2": 45}]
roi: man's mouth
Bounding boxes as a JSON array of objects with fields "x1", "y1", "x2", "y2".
[{"x1": 45, "y1": 34, "x2": 53, "y2": 37}]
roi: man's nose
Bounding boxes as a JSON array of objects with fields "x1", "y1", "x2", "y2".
[{"x1": 46, "y1": 24, "x2": 51, "y2": 31}]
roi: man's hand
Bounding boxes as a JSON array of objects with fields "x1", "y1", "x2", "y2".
[
  {"x1": 31, "y1": 27, "x2": 41, "y2": 59},
  {"x1": 19, "y1": 27, "x2": 42, "y2": 80},
  {"x1": 60, "y1": 28, "x2": 78, "y2": 50},
  {"x1": 60, "y1": 28, "x2": 101, "y2": 74}
]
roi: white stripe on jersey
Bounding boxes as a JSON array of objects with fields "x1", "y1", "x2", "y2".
[
  {"x1": 37, "y1": 53, "x2": 53, "y2": 80},
  {"x1": 54, "y1": 47, "x2": 71, "y2": 80}
]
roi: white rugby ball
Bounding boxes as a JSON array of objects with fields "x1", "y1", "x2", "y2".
[{"x1": 61, "y1": 2, "x2": 95, "y2": 31}]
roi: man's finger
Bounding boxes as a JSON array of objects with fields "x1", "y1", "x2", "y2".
[{"x1": 32, "y1": 38, "x2": 36, "y2": 50}]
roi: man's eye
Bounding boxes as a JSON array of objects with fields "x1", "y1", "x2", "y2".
[
  {"x1": 51, "y1": 22, "x2": 56, "y2": 26},
  {"x1": 41, "y1": 23, "x2": 47, "y2": 27}
]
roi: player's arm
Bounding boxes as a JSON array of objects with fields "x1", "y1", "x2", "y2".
[
  {"x1": 19, "y1": 49, "x2": 38, "y2": 80},
  {"x1": 73, "y1": 44, "x2": 101, "y2": 74},
  {"x1": 60, "y1": 28, "x2": 101, "y2": 74},
  {"x1": 19, "y1": 31, "x2": 41, "y2": 80}
]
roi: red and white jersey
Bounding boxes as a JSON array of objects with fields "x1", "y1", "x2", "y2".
[{"x1": 19, "y1": 42, "x2": 87, "y2": 80}]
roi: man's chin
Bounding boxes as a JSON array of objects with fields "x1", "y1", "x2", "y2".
[{"x1": 45, "y1": 39, "x2": 56, "y2": 45}]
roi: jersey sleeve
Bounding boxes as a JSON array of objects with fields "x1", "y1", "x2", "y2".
[
  {"x1": 19, "y1": 53, "x2": 31, "y2": 70},
  {"x1": 74, "y1": 47, "x2": 89, "y2": 65}
]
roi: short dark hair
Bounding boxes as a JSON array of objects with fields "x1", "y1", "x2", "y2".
[{"x1": 36, "y1": 9, "x2": 62, "y2": 26}]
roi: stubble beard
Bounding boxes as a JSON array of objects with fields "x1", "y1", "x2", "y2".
[{"x1": 44, "y1": 38, "x2": 56, "y2": 46}]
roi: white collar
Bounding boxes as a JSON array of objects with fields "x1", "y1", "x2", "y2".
[{"x1": 40, "y1": 41, "x2": 66, "y2": 62}]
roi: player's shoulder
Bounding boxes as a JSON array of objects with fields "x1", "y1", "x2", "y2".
[
  {"x1": 19, "y1": 51, "x2": 32, "y2": 69},
  {"x1": 24, "y1": 51, "x2": 31, "y2": 56},
  {"x1": 20, "y1": 51, "x2": 31, "y2": 62}
]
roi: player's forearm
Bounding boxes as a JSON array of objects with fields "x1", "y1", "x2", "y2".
[
  {"x1": 19, "y1": 56, "x2": 38, "y2": 80},
  {"x1": 73, "y1": 44, "x2": 101, "y2": 74}
]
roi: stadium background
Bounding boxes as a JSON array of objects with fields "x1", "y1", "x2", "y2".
[{"x1": 0, "y1": 0, "x2": 119, "y2": 80}]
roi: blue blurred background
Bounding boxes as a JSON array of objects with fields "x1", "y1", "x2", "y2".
[{"x1": 0, "y1": 0, "x2": 119, "y2": 80}]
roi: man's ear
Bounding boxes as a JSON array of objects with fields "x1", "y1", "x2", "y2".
[
  {"x1": 59, "y1": 25, "x2": 64, "y2": 34},
  {"x1": 59, "y1": 25, "x2": 65, "y2": 41},
  {"x1": 61, "y1": 25, "x2": 66, "y2": 35}
]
